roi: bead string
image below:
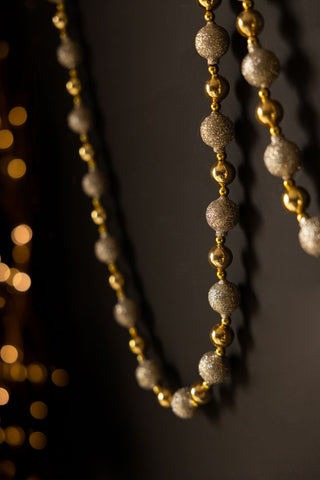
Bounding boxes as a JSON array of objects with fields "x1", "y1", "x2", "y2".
[
  {"x1": 236, "y1": 0, "x2": 320, "y2": 257},
  {"x1": 48, "y1": 0, "x2": 241, "y2": 419}
]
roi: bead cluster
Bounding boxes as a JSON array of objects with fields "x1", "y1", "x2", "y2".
[{"x1": 236, "y1": 0, "x2": 320, "y2": 257}]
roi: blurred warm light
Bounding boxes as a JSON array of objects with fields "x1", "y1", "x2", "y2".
[
  {"x1": 0, "y1": 129, "x2": 13, "y2": 149},
  {"x1": 8, "y1": 107, "x2": 27, "y2": 127},
  {"x1": 0, "y1": 41, "x2": 9, "y2": 61},
  {"x1": 27, "y1": 363, "x2": 47, "y2": 383},
  {"x1": 7, "y1": 158, "x2": 26, "y2": 179},
  {"x1": 0, "y1": 460, "x2": 16, "y2": 476},
  {"x1": 6, "y1": 268, "x2": 19, "y2": 286},
  {"x1": 30, "y1": 401, "x2": 48, "y2": 420},
  {"x1": 0, "y1": 263, "x2": 10, "y2": 282},
  {"x1": 0, "y1": 345, "x2": 18, "y2": 364},
  {"x1": 12, "y1": 272, "x2": 31, "y2": 292},
  {"x1": 0, "y1": 387, "x2": 10, "y2": 406},
  {"x1": 5, "y1": 426, "x2": 25, "y2": 447},
  {"x1": 13, "y1": 245, "x2": 30, "y2": 264},
  {"x1": 0, "y1": 428, "x2": 5, "y2": 444},
  {"x1": 10, "y1": 362, "x2": 27, "y2": 382},
  {"x1": 29, "y1": 431, "x2": 47, "y2": 450},
  {"x1": 11, "y1": 224, "x2": 33, "y2": 245},
  {"x1": 51, "y1": 368, "x2": 69, "y2": 387},
  {"x1": 0, "y1": 297, "x2": 6, "y2": 308}
]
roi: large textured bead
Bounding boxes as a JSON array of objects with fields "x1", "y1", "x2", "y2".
[
  {"x1": 67, "y1": 106, "x2": 92, "y2": 135},
  {"x1": 264, "y1": 135, "x2": 301, "y2": 179},
  {"x1": 94, "y1": 236, "x2": 119, "y2": 264},
  {"x1": 208, "y1": 280, "x2": 241, "y2": 317},
  {"x1": 195, "y1": 22, "x2": 229, "y2": 65},
  {"x1": 241, "y1": 45, "x2": 280, "y2": 88},
  {"x1": 113, "y1": 297, "x2": 137, "y2": 328},
  {"x1": 199, "y1": 351, "x2": 230, "y2": 385},
  {"x1": 135, "y1": 360, "x2": 161, "y2": 390},
  {"x1": 171, "y1": 387, "x2": 197, "y2": 419},
  {"x1": 298, "y1": 217, "x2": 320, "y2": 257},
  {"x1": 206, "y1": 197, "x2": 239, "y2": 235},
  {"x1": 57, "y1": 38, "x2": 82, "y2": 70},
  {"x1": 200, "y1": 112, "x2": 234, "y2": 153},
  {"x1": 82, "y1": 171, "x2": 105, "y2": 198}
]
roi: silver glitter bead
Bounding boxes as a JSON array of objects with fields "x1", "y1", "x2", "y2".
[
  {"x1": 57, "y1": 38, "x2": 82, "y2": 70},
  {"x1": 94, "y1": 236, "x2": 119, "y2": 264},
  {"x1": 135, "y1": 360, "x2": 162, "y2": 390},
  {"x1": 200, "y1": 112, "x2": 234, "y2": 153},
  {"x1": 67, "y1": 105, "x2": 92, "y2": 135},
  {"x1": 82, "y1": 170, "x2": 105, "y2": 198},
  {"x1": 206, "y1": 197, "x2": 239, "y2": 235},
  {"x1": 195, "y1": 21, "x2": 229, "y2": 65},
  {"x1": 171, "y1": 387, "x2": 197, "y2": 419},
  {"x1": 208, "y1": 279, "x2": 241, "y2": 317},
  {"x1": 298, "y1": 217, "x2": 320, "y2": 257},
  {"x1": 113, "y1": 297, "x2": 137, "y2": 328},
  {"x1": 264, "y1": 134, "x2": 301, "y2": 179},
  {"x1": 241, "y1": 45, "x2": 280, "y2": 88},
  {"x1": 199, "y1": 351, "x2": 230, "y2": 385}
]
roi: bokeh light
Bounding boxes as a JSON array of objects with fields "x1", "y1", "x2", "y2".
[
  {"x1": 0, "y1": 263, "x2": 10, "y2": 282},
  {"x1": 12, "y1": 245, "x2": 30, "y2": 264},
  {"x1": 0, "y1": 428, "x2": 5, "y2": 444},
  {"x1": 0, "y1": 387, "x2": 10, "y2": 406},
  {"x1": 0, "y1": 41, "x2": 9, "y2": 61},
  {"x1": 29, "y1": 431, "x2": 47, "y2": 450},
  {"x1": 5, "y1": 426, "x2": 25, "y2": 447},
  {"x1": 27, "y1": 363, "x2": 47, "y2": 383},
  {"x1": 0, "y1": 345, "x2": 18, "y2": 364},
  {"x1": 8, "y1": 106, "x2": 27, "y2": 126},
  {"x1": 6, "y1": 268, "x2": 19, "y2": 287},
  {"x1": 51, "y1": 368, "x2": 69, "y2": 387},
  {"x1": 0, "y1": 130, "x2": 13, "y2": 149},
  {"x1": 0, "y1": 460, "x2": 16, "y2": 476},
  {"x1": 11, "y1": 224, "x2": 33, "y2": 245},
  {"x1": 10, "y1": 362, "x2": 27, "y2": 382},
  {"x1": 0, "y1": 297, "x2": 6, "y2": 308},
  {"x1": 7, "y1": 158, "x2": 26, "y2": 179},
  {"x1": 12, "y1": 272, "x2": 31, "y2": 292},
  {"x1": 30, "y1": 401, "x2": 48, "y2": 420}
]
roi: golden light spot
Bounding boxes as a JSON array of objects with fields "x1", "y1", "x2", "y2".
[
  {"x1": 11, "y1": 224, "x2": 33, "y2": 245},
  {"x1": 0, "y1": 387, "x2": 9, "y2": 406},
  {"x1": 0, "y1": 297, "x2": 5, "y2": 308},
  {"x1": 0, "y1": 130, "x2": 13, "y2": 149},
  {"x1": 29, "y1": 431, "x2": 47, "y2": 450},
  {"x1": 30, "y1": 401, "x2": 48, "y2": 420},
  {"x1": 6, "y1": 268, "x2": 19, "y2": 286},
  {"x1": 0, "y1": 460, "x2": 16, "y2": 476},
  {"x1": 0, "y1": 263, "x2": 10, "y2": 282},
  {"x1": 12, "y1": 272, "x2": 31, "y2": 292},
  {"x1": 12, "y1": 245, "x2": 30, "y2": 264},
  {"x1": 51, "y1": 368, "x2": 69, "y2": 387},
  {"x1": 10, "y1": 362, "x2": 27, "y2": 382},
  {"x1": 0, "y1": 41, "x2": 9, "y2": 61},
  {"x1": 8, "y1": 107, "x2": 27, "y2": 127},
  {"x1": 7, "y1": 158, "x2": 26, "y2": 179},
  {"x1": 0, "y1": 345, "x2": 18, "y2": 364},
  {"x1": 5, "y1": 426, "x2": 25, "y2": 447},
  {"x1": 27, "y1": 363, "x2": 47, "y2": 383},
  {"x1": 0, "y1": 428, "x2": 5, "y2": 444}
]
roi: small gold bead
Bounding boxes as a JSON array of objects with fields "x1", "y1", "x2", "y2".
[
  {"x1": 137, "y1": 354, "x2": 146, "y2": 363},
  {"x1": 153, "y1": 385, "x2": 161, "y2": 395},
  {"x1": 216, "y1": 268, "x2": 226, "y2": 280},
  {"x1": 211, "y1": 160, "x2": 235, "y2": 186},
  {"x1": 98, "y1": 223, "x2": 107, "y2": 234},
  {"x1": 283, "y1": 179, "x2": 295, "y2": 190},
  {"x1": 216, "y1": 152, "x2": 225, "y2": 161},
  {"x1": 79, "y1": 142, "x2": 94, "y2": 162},
  {"x1": 116, "y1": 288, "x2": 124, "y2": 298},
  {"x1": 208, "y1": 244, "x2": 233, "y2": 269},
  {"x1": 215, "y1": 236, "x2": 225, "y2": 245},
  {"x1": 236, "y1": 9, "x2": 264, "y2": 37},
  {"x1": 221, "y1": 317, "x2": 231, "y2": 325},
  {"x1": 270, "y1": 126, "x2": 281, "y2": 136},
  {"x1": 215, "y1": 346, "x2": 225, "y2": 357},
  {"x1": 256, "y1": 98, "x2": 283, "y2": 127},
  {"x1": 108, "y1": 263, "x2": 117, "y2": 274},
  {"x1": 57, "y1": 4, "x2": 64, "y2": 11},
  {"x1": 205, "y1": 74, "x2": 229, "y2": 103},
  {"x1": 190, "y1": 381, "x2": 212, "y2": 405},
  {"x1": 129, "y1": 336, "x2": 145, "y2": 355},
  {"x1": 59, "y1": 30, "x2": 67, "y2": 40},
  {"x1": 157, "y1": 388, "x2": 173, "y2": 408},
  {"x1": 258, "y1": 88, "x2": 270, "y2": 99},
  {"x1": 52, "y1": 11, "x2": 67, "y2": 30},
  {"x1": 282, "y1": 186, "x2": 310, "y2": 214},
  {"x1": 87, "y1": 159, "x2": 96, "y2": 169},
  {"x1": 198, "y1": 0, "x2": 222, "y2": 10},
  {"x1": 247, "y1": 36, "x2": 259, "y2": 46},
  {"x1": 80, "y1": 134, "x2": 88, "y2": 143},
  {"x1": 73, "y1": 95, "x2": 82, "y2": 105},
  {"x1": 297, "y1": 212, "x2": 309, "y2": 223},
  {"x1": 129, "y1": 327, "x2": 138, "y2": 338},
  {"x1": 92, "y1": 198, "x2": 101, "y2": 209},
  {"x1": 208, "y1": 65, "x2": 218, "y2": 75},
  {"x1": 204, "y1": 11, "x2": 214, "y2": 22},
  {"x1": 219, "y1": 186, "x2": 229, "y2": 196},
  {"x1": 109, "y1": 272, "x2": 124, "y2": 290},
  {"x1": 91, "y1": 206, "x2": 107, "y2": 225},
  {"x1": 210, "y1": 102, "x2": 220, "y2": 112},
  {"x1": 66, "y1": 77, "x2": 82, "y2": 96},
  {"x1": 242, "y1": 0, "x2": 253, "y2": 10},
  {"x1": 210, "y1": 323, "x2": 234, "y2": 348},
  {"x1": 69, "y1": 69, "x2": 77, "y2": 77}
]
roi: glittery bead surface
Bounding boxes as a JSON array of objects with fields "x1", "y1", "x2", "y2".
[
  {"x1": 241, "y1": 45, "x2": 280, "y2": 88},
  {"x1": 298, "y1": 217, "x2": 320, "y2": 257},
  {"x1": 94, "y1": 236, "x2": 119, "y2": 265},
  {"x1": 67, "y1": 105, "x2": 92, "y2": 135},
  {"x1": 195, "y1": 21, "x2": 229, "y2": 65},
  {"x1": 57, "y1": 38, "x2": 82, "y2": 70},
  {"x1": 200, "y1": 112, "x2": 234, "y2": 153},
  {"x1": 208, "y1": 280, "x2": 241, "y2": 316},
  {"x1": 82, "y1": 171, "x2": 105, "y2": 198},
  {"x1": 264, "y1": 135, "x2": 301, "y2": 179},
  {"x1": 135, "y1": 360, "x2": 162, "y2": 390},
  {"x1": 113, "y1": 297, "x2": 137, "y2": 328},
  {"x1": 199, "y1": 351, "x2": 230, "y2": 385},
  {"x1": 171, "y1": 387, "x2": 197, "y2": 419},
  {"x1": 206, "y1": 197, "x2": 239, "y2": 235}
]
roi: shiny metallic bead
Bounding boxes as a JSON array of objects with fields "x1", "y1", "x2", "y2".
[
  {"x1": 208, "y1": 244, "x2": 233, "y2": 269},
  {"x1": 199, "y1": 351, "x2": 230, "y2": 385},
  {"x1": 91, "y1": 206, "x2": 107, "y2": 225},
  {"x1": 79, "y1": 142, "x2": 94, "y2": 162},
  {"x1": 135, "y1": 360, "x2": 161, "y2": 390},
  {"x1": 264, "y1": 134, "x2": 301, "y2": 179},
  {"x1": 208, "y1": 279, "x2": 241, "y2": 317},
  {"x1": 66, "y1": 77, "x2": 81, "y2": 96},
  {"x1": 94, "y1": 236, "x2": 119, "y2": 265},
  {"x1": 52, "y1": 11, "x2": 67, "y2": 30},
  {"x1": 206, "y1": 197, "x2": 239, "y2": 235},
  {"x1": 210, "y1": 323, "x2": 234, "y2": 348},
  {"x1": 190, "y1": 382, "x2": 212, "y2": 405},
  {"x1": 129, "y1": 336, "x2": 145, "y2": 355},
  {"x1": 282, "y1": 186, "x2": 309, "y2": 214},
  {"x1": 109, "y1": 271, "x2": 124, "y2": 290},
  {"x1": 256, "y1": 98, "x2": 283, "y2": 127},
  {"x1": 204, "y1": 75, "x2": 229, "y2": 103},
  {"x1": 198, "y1": 0, "x2": 222, "y2": 9},
  {"x1": 195, "y1": 22, "x2": 229, "y2": 65},
  {"x1": 241, "y1": 45, "x2": 280, "y2": 88},
  {"x1": 210, "y1": 160, "x2": 235, "y2": 185},
  {"x1": 299, "y1": 217, "x2": 320, "y2": 257},
  {"x1": 57, "y1": 38, "x2": 81, "y2": 70},
  {"x1": 200, "y1": 112, "x2": 234, "y2": 153},
  {"x1": 171, "y1": 387, "x2": 197, "y2": 419},
  {"x1": 113, "y1": 297, "x2": 137, "y2": 328},
  {"x1": 67, "y1": 105, "x2": 92, "y2": 135},
  {"x1": 157, "y1": 388, "x2": 173, "y2": 408},
  {"x1": 82, "y1": 171, "x2": 105, "y2": 198},
  {"x1": 236, "y1": 9, "x2": 264, "y2": 37}
]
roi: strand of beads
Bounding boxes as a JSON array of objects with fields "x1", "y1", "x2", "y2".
[
  {"x1": 235, "y1": 0, "x2": 320, "y2": 257},
  {"x1": 195, "y1": 0, "x2": 241, "y2": 391}
]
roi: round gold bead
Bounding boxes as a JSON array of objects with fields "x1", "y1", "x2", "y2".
[
  {"x1": 282, "y1": 186, "x2": 310, "y2": 214},
  {"x1": 256, "y1": 98, "x2": 283, "y2": 127},
  {"x1": 66, "y1": 77, "x2": 82, "y2": 96},
  {"x1": 297, "y1": 212, "x2": 309, "y2": 223},
  {"x1": 208, "y1": 244, "x2": 233, "y2": 269},
  {"x1": 210, "y1": 323, "x2": 234, "y2": 348},
  {"x1": 205, "y1": 75, "x2": 229, "y2": 103},
  {"x1": 157, "y1": 388, "x2": 173, "y2": 408},
  {"x1": 210, "y1": 102, "x2": 220, "y2": 112},
  {"x1": 198, "y1": 0, "x2": 222, "y2": 10},
  {"x1": 210, "y1": 160, "x2": 235, "y2": 186},
  {"x1": 258, "y1": 88, "x2": 270, "y2": 99},
  {"x1": 91, "y1": 206, "x2": 107, "y2": 225},
  {"x1": 247, "y1": 36, "x2": 259, "y2": 46},
  {"x1": 217, "y1": 268, "x2": 226, "y2": 280},
  {"x1": 208, "y1": 65, "x2": 218, "y2": 75},
  {"x1": 204, "y1": 11, "x2": 214, "y2": 22},
  {"x1": 270, "y1": 126, "x2": 281, "y2": 136},
  {"x1": 109, "y1": 272, "x2": 124, "y2": 290},
  {"x1": 236, "y1": 9, "x2": 264, "y2": 37},
  {"x1": 190, "y1": 381, "x2": 212, "y2": 405},
  {"x1": 79, "y1": 142, "x2": 94, "y2": 162},
  {"x1": 215, "y1": 236, "x2": 225, "y2": 245},
  {"x1": 129, "y1": 327, "x2": 138, "y2": 338},
  {"x1": 129, "y1": 336, "x2": 145, "y2": 355},
  {"x1": 216, "y1": 152, "x2": 225, "y2": 161},
  {"x1": 219, "y1": 186, "x2": 228, "y2": 196},
  {"x1": 242, "y1": 0, "x2": 253, "y2": 10},
  {"x1": 283, "y1": 179, "x2": 295, "y2": 190},
  {"x1": 52, "y1": 11, "x2": 67, "y2": 30}
]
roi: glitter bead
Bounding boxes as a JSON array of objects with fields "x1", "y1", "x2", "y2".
[
  {"x1": 195, "y1": 21, "x2": 229, "y2": 65},
  {"x1": 298, "y1": 217, "x2": 320, "y2": 257},
  {"x1": 200, "y1": 112, "x2": 234, "y2": 153},
  {"x1": 94, "y1": 236, "x2": 119, "y2": 264},
  {"x1": 67, "y1": 105, "x2": 92, "y2": 135},
  {"x1": 57, "y1": 38, "x2": 82, "y2": 70},
  {"x1": 113, "y1": 297, "x2": 137, "y2": 328},
  {"x1": 206, "y1": 197, "x2": 239, "y2": 235},
  {"x1": 198, "y1": 351, "x2": 230, "y2": 385},
  {"x1": 82, "y1": 170, "x2": 105, "y2": 198},
  {"x1": 135, "y1": 360, "x2": 161, "y2": 390},
  {"x1": 241, "y1": 45, "x2": 280, "y2": 88},
  {"x1": 171, "y1": 387, "x2": 197, "y2": 419},
  {"x1": 208, "y1": 279, "x2": 241, "y2": 316},
  {"x1": 264, "y1": 135, "x2": 301, "y2": 179}
]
